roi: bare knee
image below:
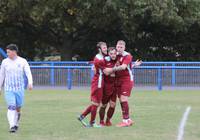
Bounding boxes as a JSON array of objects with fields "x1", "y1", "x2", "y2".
[
  {"x1": 120, "y1": 95, "x2": 128, "y2": 102},
  {"x1": 109, "y1": 101, "x2": 116, "y2": 108},
  {"x1": 101, "y1": 103, "x2": 107, "y2": 108},
  {"x1": 91, "y1": 101, "x2": 100, "y2": 107}
]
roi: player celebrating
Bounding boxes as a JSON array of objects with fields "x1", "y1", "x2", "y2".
[
  {"x1": 99, "y1": 47, "x2": 118, "y2": 126},
  {"x1": 78, "y1": 42, "x2": 107, "y2": 128},
  {"x1": 0, "y1": 44, "x2": 33, "y2": 133},
  {"x1": 104, "y1": 40, "x2": 142, "y2": 127}
]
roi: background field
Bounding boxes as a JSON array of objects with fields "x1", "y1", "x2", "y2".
[{"x1": 0, "y1": 90, "x2": 199, "y2": 140}]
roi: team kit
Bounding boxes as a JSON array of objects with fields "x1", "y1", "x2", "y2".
[
  {"x1": 78, "y1": 40, "x2": 142, "y2": 128},
  {"x1": 0, "y1": 41, "x2": 142, "y2": 133}
]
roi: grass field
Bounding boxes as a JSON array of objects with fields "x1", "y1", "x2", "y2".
[{"x1": 0, "y1": 89, "x2": 199, "y2": 140}]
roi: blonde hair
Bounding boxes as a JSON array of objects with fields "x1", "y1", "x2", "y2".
[
  {"x1": 97, "y1": 41, "x2": 107, "y2": 48},
  {"x1": 117, "y1": 40, "x2": 126, "y2": 46}
]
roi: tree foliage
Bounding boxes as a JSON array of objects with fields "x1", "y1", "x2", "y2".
[{"x1": 0, "y1": 0, "x2": 200, "y2": 60}]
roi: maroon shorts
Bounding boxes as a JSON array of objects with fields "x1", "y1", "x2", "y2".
[
  {"x1": 102, "y1": 82, "x2": 116, "y2": 104},
  {"x1": 90, "y1": 78, "x2": 104, "y2": 104},
  {"x1": 116, "y1": 77, "x2": 134, "y2": 97},
  {"x1": 91, "y1": 87, "x2": 103, "y2": 104},
  {"x1": 103, "y1": 82, "x2": 115, "y2": 96}
]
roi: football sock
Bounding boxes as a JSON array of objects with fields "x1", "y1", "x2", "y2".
[
  {"x1": 14, "y1": 111, "x2": 21, "y2": 127},
  {"x1": 120, "y1": 101, "x2": 129, "y2": 120},
  {"x1": 99, "y1": 106, "x2": 106, "y2": 122},
  {"x1": 81, "y1": 105, "x2": 92, "y2": 117},
  {"x1": 90, "y1": 105, "x2": 98, "y2": 124},
  {"x1": 7, "y1": 106, "x2": 16, "y2": 128},
  {"x1": 106, "y1": 107, "x2": 115, "y2": 122}
]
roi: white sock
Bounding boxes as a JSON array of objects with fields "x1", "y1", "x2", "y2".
[
  {"x1": 7, "y1": 109, "x2": 16, "y2": 128},
  {"x1": 123, "y1": 119, "x2": 129, "y2": 123},
  {"x1": 14, "y1": 111, "x2": 19, "y2": 127}
]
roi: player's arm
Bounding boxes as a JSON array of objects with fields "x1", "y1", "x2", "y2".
[
  {"x1": 104, "y1": 55, "x2": 132, "y2": 75},
  {"x1": 24, "y1": 60, "x2": 33, "y2": 90},
  {"x1": 132, "y1": 59, "x2": 142, "y2": 68},
  {"x1": 0, "y1": 61, "x2": 5, "y2": 94}
]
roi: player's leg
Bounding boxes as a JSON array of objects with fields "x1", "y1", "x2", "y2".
[
  {"x1": 88, "y1": 101, "x2": 100, "y2": 127},
  {"x1": 99, "y1": 103, "x2": 107, "y2": 126},
  {"x1": 99, "y1": 92, "x2": 110, "y2": 125},
  {"x1": 116, "y1": 80, "x2": 134, "y2": 127},
  {"x1": 78, "y1": 104, "x2": 93, "y2": 127},
  {"x1": 105, "y1": 95, "x2": 117, "y2": 126},
  {"x1": 78, "y1": 86, "x2": 98, "y2": 126},
  {"x1": 78, "y1": 88, "x2": 102, "y2": 127},
  {"x1": 14, "y1": 91, "x2": 24, "y2": 130},
  {"x1": 4, "y1": 91, "x2": 17, "y2": 133}
]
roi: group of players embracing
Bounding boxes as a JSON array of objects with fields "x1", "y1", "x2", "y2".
[{"x1": 78, "y1": 40, "x2": 142, "y2": 128}]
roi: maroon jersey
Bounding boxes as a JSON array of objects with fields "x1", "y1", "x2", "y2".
[
  {"x1": 104, "y1": 56, "x2": 116, "y2": 83},
  {"x1": 92, "y1": 54, "x2": 106, "y2": 88},
  {"x1": 102, "y1": 56, "x2": 117, "y2": 104},
  {"x1": 90, "y1": 53, "x2": 106, "y2": 103},
  {"x1": 115, "y1": 51, "x2": 133, "y2": 81}
]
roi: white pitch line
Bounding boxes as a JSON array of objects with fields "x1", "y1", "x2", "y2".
[{"x1": 177, "y1": 106, "x2": 191, "y2": 140}]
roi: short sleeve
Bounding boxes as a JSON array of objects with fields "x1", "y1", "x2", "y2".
[{"x1": 123, "y1": 55, "x2": 132, "y2": 65}]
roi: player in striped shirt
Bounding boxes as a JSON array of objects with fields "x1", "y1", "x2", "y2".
[{"x1": 0, "y1": 44, "x2": 33, "y2": 133}]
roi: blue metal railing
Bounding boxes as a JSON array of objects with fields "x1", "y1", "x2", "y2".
[
  {"x1": 1, "y1": 47, "x2": 200, "y2": 90},
  {"x1": 30, "y1": 65, "x2": 200, "y2": 91},
  {"x1": 28, "y1": 61, "x2": 200, "y2": 90}
]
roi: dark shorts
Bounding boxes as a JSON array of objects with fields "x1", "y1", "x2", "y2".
[{"x1": 102, "y1": 92, "x2": 117, "y2": 105}]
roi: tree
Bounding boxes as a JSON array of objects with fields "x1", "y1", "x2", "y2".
[{"x1": 0, "y1": 0, "x2": 200, "y2": 61}]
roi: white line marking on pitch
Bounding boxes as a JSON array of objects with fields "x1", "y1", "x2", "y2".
[{"x1": 177, "y1": 106, "x2": 191, "y2": 140}]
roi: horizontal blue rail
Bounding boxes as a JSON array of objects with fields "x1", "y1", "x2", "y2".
[
  {"x1": 29, "y1": 61, "x2": 89, "y2": 64},
  {"x1": 30, "y1": 65, "x2": 200, "y2": 91},
  {"x1": 28, "y1": 61, "x2": 200, "y2": 65},
  {"x1": 30, "y1": 66, "x2": 91, "y2": 69},
  {"x1": 30, "y1": 65, "x2": 200, "y2": 69}
]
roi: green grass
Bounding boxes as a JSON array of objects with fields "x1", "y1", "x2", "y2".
[{"x1": 0, "y1": 90, "x2": 200, "y2": 140}]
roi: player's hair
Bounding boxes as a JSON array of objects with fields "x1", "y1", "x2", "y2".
[
  {"x1": 117, "y1": 40, "x2": 126, "y2": 46},
  {"x1": 96, "y1": 41, "x2": 107, "y2": 53},
  {"x1": 97, "y1": 41, "x2": 107, "y2": 49},
  {"x1": 6, "y1": 44, "x2": 19, "y2": 52},
  {"x1": 108, "y1": 47, "x2": 117, "y2": 52}
]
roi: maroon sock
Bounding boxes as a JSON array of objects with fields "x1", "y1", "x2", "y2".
[
  {"x1": 90, "y1": 105, "x2": 98, "y2": 124},
  {"x1": 120, "y1": 101, "x2": 129, "y2": 120},
  {"x1": 99, "y1": 106, "x2": 106, "y2": 122},
  {"x1": 106, "y1": 107, "x2": 115, "y2": 122},
  {"x1": 81, "y1": 105, "x2": 92, "y2": 117}
]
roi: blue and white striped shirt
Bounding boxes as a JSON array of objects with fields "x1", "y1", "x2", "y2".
[{"x1": 0, "y1": 56, "x2": 33, "y2": 91}]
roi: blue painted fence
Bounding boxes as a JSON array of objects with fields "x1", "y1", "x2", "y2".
[
  {"x1": 29, "y1": 62, "x2": 200, "y2": 90},
  {"x1": 1, "y1": 48, "x2": 199, "y2": 90}
]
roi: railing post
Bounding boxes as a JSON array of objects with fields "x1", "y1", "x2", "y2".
[
  {"x1": 172, "y1": 63, "x2": 176, "y2": 86},
  {"x1": 50, "y1": 62, "x2": 55, "y2": 86},
  {"x1": 90, "y1": 65, "x2": 94, "y2": 81},
  {"x1": 67, "y1": 68, "x2": 72, "y2": 90},
  {"x1": 157, "y1": 68, "x2": 162, "y2": 91},
  {"x1": 0, "y1": 48, "x2": 7, "y2": 58}
]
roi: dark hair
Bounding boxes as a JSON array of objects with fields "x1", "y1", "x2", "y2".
[
  {"x1": 108, "y1": 47, "x2": 117, "y2": 52},
  {"x1": 6, "y1": 44, "x2": 18, "y2": 52}
]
